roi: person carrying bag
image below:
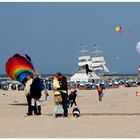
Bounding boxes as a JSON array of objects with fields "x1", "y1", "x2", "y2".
[
  {"x1": 54, "y1": 91, "x2": 62, "y2": 103},
  {"x1": 52, "y1": 73, "x2": 62, "y2": 118}
]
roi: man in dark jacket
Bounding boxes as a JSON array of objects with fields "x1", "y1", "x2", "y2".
[{"x1": 30, "y1": 72, "x2": 43, "y2": 115}]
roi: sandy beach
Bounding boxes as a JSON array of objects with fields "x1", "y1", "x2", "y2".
[{"x1": 0, "y1": 86, "x2": 140, "y2": 138}]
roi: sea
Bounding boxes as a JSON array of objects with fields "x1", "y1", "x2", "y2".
[
  {"x1": 0, "y1": 73, "x2": 138, "y2": 81},
  {"x1": 0, "y1": 73, "x2": 138, "y2": 77}
]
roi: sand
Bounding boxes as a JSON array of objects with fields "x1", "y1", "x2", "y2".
[{"x1": 0, "y1": 86, "x2": 140, "y2": 138}]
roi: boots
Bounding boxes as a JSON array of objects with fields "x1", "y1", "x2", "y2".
[
  {"x1": 33, "y1": 100, "x2": 41, "y2": 115},
  {"x1": 27, "y1": 105, "x2": 41, "y2": 116},
  {"x1": 33, "y1": 106, "x2": 38, "y2": 115}
]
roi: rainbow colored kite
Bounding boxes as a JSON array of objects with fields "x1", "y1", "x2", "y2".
[{"x1": 5, "y1": 54, "x2": 35, "y2": 83}]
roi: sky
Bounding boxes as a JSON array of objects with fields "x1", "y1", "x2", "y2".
[{"x1": 0, "y1": 2, "x2": 140, "y2": 74}]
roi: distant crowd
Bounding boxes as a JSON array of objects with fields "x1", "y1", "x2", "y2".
[{"x1": 1, "y1": 76, "x2": 140, "y2": 91}]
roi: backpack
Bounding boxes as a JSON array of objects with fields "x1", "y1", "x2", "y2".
[{"x1": 38, "y1": 79, "x2": 44, "y2": 91}]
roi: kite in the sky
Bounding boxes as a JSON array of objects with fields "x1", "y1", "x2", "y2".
[
  {"x1": 115, "y1": 26, "x2": 122, "y2": 33},
  {"x1": 5, "y1": 54, "x2": 35, "y2": 83},
  {"x1": 115, "y1": 25, "x2": 133, "y2": 33},
  {"x1": 136, "y1": 41, "x2": 140, "y2": 54}
]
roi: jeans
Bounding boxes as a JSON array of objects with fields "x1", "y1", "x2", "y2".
[
  {"x1": 61, "y1": 93, "x2": 68, "y2": 117},
  {"x1": 98, "y1": 92, "x2": 103, "y2": 101},
  {"x1": 53, "y1": 103, "x2": 61, "y2": 118}
]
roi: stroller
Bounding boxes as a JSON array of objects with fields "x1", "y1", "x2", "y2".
[{"x1": 72, "y1": 107, "x2": 80, "y2": 118}]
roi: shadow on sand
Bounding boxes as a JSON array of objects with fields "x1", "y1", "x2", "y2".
[
  {"x1": 42, "y1": 113, "x2": 140, "y2": 117},
  {"x1": 9, "y1": 103, "x2": 27, "y2": 106},
  {"x1": 79, "y1": 113, "x2": 140, "y2": 116}
]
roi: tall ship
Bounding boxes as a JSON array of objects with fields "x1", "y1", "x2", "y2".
[
  {"x1": 91, "y1": 46, "x2": 110, "y2": 76},
  {"x1": 70, "y1": 43, "x2": 110, "y2": 82}
]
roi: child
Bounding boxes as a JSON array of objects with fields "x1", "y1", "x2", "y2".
[
  {"x1": 97, "y1": 85, "x2": 104, "y2": 101},
  {"x1": 69, "y1": 89, "x2": 77, "y2": 107}
]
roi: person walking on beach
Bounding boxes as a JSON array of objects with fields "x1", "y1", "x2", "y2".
[
  {"x1": 30, "y1": 72, "x2": 43, "y2": 115},
  {"x1": 97, "y1": 85, "x2": 104, "y2": 101},
  {"x1": 53, "y1": 72, "x2": 62, "y2": 118},
  {"x1": 44, "y1": 89, "x2": 49, "y2": 101},
  {"x1": 69, "y1": 89, "x2": 77, "y2": 107},
  {"x1": 24, "y1": 74, "x2": 33, "y2": 116}
]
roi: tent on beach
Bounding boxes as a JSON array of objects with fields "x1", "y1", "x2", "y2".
[{"x1": 70, "y1": 73, "x2": 100, "y2": 82}]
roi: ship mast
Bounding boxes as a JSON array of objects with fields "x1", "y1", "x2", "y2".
[
  {"x1": 91, "y1": 44, "x2": 110, "y2": 75},
  {"x1": 79, "y1": 42, "x2": 89, "y2": 55},
  {"x1": 91, "y1": 44, "x2": 102, "y2": 57},
  {"x1": 70, "y1": 43, "x2": 101, "y2": 82}
]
